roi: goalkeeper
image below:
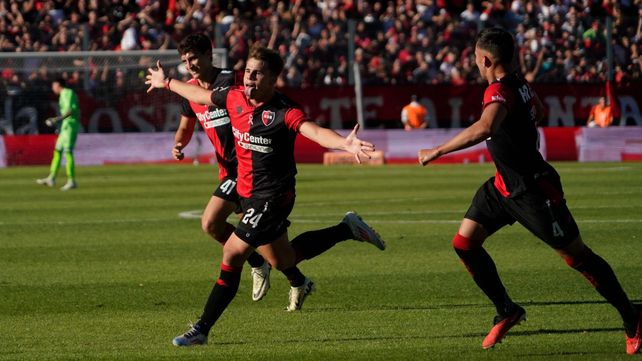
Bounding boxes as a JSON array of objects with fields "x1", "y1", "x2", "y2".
[{"x1": 36, "y1": 78, "x2": 80, "y2": 191}]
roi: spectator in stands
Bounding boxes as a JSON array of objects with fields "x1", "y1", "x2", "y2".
[
  {"x1": 586, "y1": 96, "x2": 614, "y2": 128},
  {"x1": 401, "y1": 94, "x2": 428, "y2": 130},
  {"x1": 1, "y1": 0, "x2": 640, "y2": 88}
]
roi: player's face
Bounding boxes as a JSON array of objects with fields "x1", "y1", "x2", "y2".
[
  {"x1": 181, "y1": 51, "x2": 212, "y2": 80},
  {"x1": 51, "y1": 82, "x2": 62, "y2": 95},
  {"x1": 244, "y1": 57, "x2": 276, "y2": 100}
]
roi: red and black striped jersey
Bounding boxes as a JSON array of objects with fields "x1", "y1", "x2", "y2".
[
  {"x1": 482, "y1": 73, "x2": 557, "y2": 197},
  {"x1": 211, "y1": 86, "x2": 309, "y2": 198},
  {"x1": 180, "y1": 68, "x2": 236, "y2": 179}
]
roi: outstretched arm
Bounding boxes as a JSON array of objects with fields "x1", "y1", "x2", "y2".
[
  {"x1": 146, "y1": 60, "x2": 214, "y2": 105},
  {"x1": 299, "y1": 123, "x2": 375, "y2": 164},
  {"x1": 418, "y1": 103, "x2": 507, "y2": 166}
]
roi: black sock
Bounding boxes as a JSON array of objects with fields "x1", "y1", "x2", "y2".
[
  {"x1": 290, "y1": 223, "x2": 352, "y2": 262},
  {"x1": 454, "y1": 246, "x2": 514, "y2": 316},
  {"x1": 197, "y1": 264, "x2": 242, "y2": 334},
  {"x1": 568, "y1": 249, "x2": 637, "y2": 328},
  {"x1": 246, "y1": 251, "x2": 265, "y2": 268},
  {"x1": 282, "y1": 266, "x2": 306, "y2": 287}
]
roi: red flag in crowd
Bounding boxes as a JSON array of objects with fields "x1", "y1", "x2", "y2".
[{"x1": 606, "y1": 80, "x2": 621, "y2": 118}]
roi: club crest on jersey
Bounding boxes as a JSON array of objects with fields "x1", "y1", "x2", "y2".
[{"x1": 261, "y1": 110, "x2": 275, "y2": 126}]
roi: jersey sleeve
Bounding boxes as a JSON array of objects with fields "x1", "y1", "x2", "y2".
[
  {"x1": 180, "y1": 97, "x2": 196, "y2": 118},
  {"x1": 284, "y1": 107, "x2": 311, "y2": 132},
  {"x1": 210, "y1": 85, "x2": 231, "y2": 108},
  {"x1": 214, "y1": 69, "x2": 235, "y2": 87},
  {"x1": 483, "y1": 82, "x2": 514, "y2": 110}
]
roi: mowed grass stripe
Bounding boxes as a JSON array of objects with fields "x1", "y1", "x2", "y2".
[{"x1": 0, "y1": 162, "x2": 640, "y2": 361}]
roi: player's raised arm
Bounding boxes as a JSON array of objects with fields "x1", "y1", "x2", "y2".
[
  {"x1": 299, "y1": 122, "x2": 375, "y2": 164},
  {"x1": 418, "y1": 102, "x2": 507, "y2": 166},
  {"x1": 146, "y1": 60, "x2": 214, "y2": 106}
]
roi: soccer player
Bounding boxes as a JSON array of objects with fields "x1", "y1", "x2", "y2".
[
  {"x1": 36, "y1": 78, "x2": 80, "y2": 191},
  {"x1": 146, "y1": 44, "x2": 386, "y2": 347},
  {"x1": 172, "y1": 33, "x2": 271, "y2": 302},
  {"x1": 418, "y1": 27, "x2": 641, "y2": 354}
]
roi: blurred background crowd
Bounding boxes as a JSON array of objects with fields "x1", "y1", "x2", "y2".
[{"x1": 0, "y1": 0, "x2": 640, "y2": 89}]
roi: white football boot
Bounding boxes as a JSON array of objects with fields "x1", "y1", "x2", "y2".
[
  {"x1": 286, "y1": 278, "x2": 315, "y2": 312},
  {"x1": 250, "y1": 261, "x2": 271, "y2": 301},
  {"x1": 342, "y1": 211, "x2": 386, "y2": 250}
]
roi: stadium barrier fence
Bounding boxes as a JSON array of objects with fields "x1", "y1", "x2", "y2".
[{"x1": 2, "y1": 127, "x2": 642, "y2": 168}]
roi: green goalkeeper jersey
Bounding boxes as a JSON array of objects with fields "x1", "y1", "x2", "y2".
[
  {"x1": 55, "y1": 87, "x2": 80, "y2": 152},
  {"x1": 59, "y1": 87, "x2": 80, "y2": 128}
]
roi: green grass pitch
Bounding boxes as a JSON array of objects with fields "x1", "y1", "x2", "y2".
[{"x1": 1, "y1": 162, "x2": 640, "y2": 361}]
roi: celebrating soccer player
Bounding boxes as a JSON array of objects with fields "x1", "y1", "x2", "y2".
[
  {"x1": 171, "y1": 33, "x2": 274, "y2": 302},
  {"x1": 418, "y1": 27, "x2": 640, "y2": 355},
  {"x1": 147, "y1": 44, "x2": 386, "y2": 347}
]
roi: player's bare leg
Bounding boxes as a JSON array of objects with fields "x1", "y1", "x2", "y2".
[
  {"x1": 202, "y1": 195, "x2": 271, "y2": 301},
  {"x1": 258, "y1": 233, "x2": 315, "y2": 311}
]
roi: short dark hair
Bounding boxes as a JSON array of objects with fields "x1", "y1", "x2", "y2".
[
  {"x1": 178, "y1": 33, "x2": 212, "y2": 56},
  {"x1": 248, "y1": 44, "x2": 284, "y2": 77},
  {"x1": 475, "y1": 27, "x2": 515, "y2": 66},
  {"x1": 53, "y1": 78, "x2": 66, "y2": 87}
]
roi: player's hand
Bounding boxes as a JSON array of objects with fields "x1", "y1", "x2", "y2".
[
  {"x1": 45, "y1": 117, "x2": 56, "y2": 127},
  {"x1": 145, "y1": 60, "x2": 167, "y2": 93},
  {"x1": 344, "y1": 124, "x2": 375, "y2": 164},
  {"x1": 418, "y1": 148, "x2": 441, "y2": 166},
  {"x1": 173, "y1": 142, "x2": 185, "y2": 160}
]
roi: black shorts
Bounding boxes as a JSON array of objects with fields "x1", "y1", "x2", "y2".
[
  {"x1": 464, "y1": 176, "x2": 579, "y2": 249},
  {"x1": 213, "y1": 176, "x2": 241, "y2": 213},
  {"x1": 234, "y1": 190, "x2": 295, "y2": 248}
]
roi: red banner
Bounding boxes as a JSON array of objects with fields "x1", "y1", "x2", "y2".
[{"x1": 15, "y1": 83, "x2": 642, "y2": 133}]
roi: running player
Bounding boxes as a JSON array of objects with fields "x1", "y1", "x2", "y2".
[
  {"x1": 172, "y1": 33, "x2": 271, "y2": 302},
  {"x1": 418, "y1": 27, "x2": 640, "y2": 354},
  {"x1": 147, "y1": 44, "x2": 386, "y2": 347},
  {"x1": 36, "y1": 78, "x2": 80, "y2": 191}
]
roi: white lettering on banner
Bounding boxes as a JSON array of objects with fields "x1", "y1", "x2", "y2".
[
  {"x1": 363, "y1": 96, "x2": 383, "y2": 122},
  {"x1": 88, "y1": 108, "x2": 123, "y2": 132},
  {"x1": 544, "y1": 96, "x2": 576, "y2": 127},
  {"x1": 448, "y1": 98, "x2": 463, "y2": 128},
  {"x1": 320, "y1": 97, "x2": 351, "y2": 129},
  {"x1": 419, "y1": 97, "x2": 438, "y2": 128},
  {"x1": 128, "y1": 105, "x2": 156, "y2": 132},
  {"x1": 619, "y1": 96, "x2": 642, "y2": 126},
  {"x1": 162, "y1": 103, "x2": 182, "y2": 131}
]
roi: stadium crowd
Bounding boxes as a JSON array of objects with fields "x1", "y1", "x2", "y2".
[{"x1": 0, "y1": 0, "x2": 641, "y2": 88}]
